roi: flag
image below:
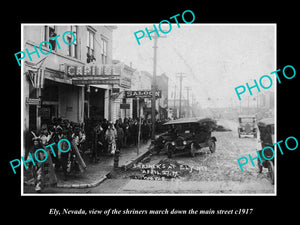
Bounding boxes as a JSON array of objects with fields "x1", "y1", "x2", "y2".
[
  {"x1": 28, "y1": 67, "x2": 45, "y2": 89},
  {"x1": 27, "y1": 57, "x2": 47, "y2": 89},
  {"x1": 27, "y1": 70, "x2": 35, "y2": 87}
]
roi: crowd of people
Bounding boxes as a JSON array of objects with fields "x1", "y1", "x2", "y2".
[
  {"x1": 24, "y1": 116, "x2": 169, "y2": 192},
  {"x1": 84, "y1": 117, "x2": 167, "y2": 161},
  {"x1": 25, "y1": 117, "x2": 168, "y2": 164}
]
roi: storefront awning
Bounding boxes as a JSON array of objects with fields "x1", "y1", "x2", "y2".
[
  {"x1": 89, "y1": 84, "x2": 111, "y2": 90},
  {"x1": 71, "y1": 75, "x2": 120, "y2": 85}
]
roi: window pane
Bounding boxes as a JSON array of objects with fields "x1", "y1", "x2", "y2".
[
  {"x1": 90, "y1": 33, "x2": 94, "y2": 50},
  {"x1": 87, "y1": 31, "x2": 90, "y2": 47},
  {"x1": 67, "y1": 40, "x2": 71, "y2": 56},
  {"x1": 71, "y1": 45, "x2": 75, "y2": 58},
  {"x1": 44, "y1": 26, "x2": 48, "y2": 42},
  {"x1": 49, "y1": 27, "x2": 55, "y2": 38},
  {"x1": 104, "y1": 41, "x2": 107, "y2": 56},
  {"x1": 72, "y1": 26, "x2": 77, "y2": 44},
  {"x1": 74, "y1": 45, "x2": 77, "y2": 58},
  {"x1": 101, "y1": 39, "x2": 104, "y2": 54}
]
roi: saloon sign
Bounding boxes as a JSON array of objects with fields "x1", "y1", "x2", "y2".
[{"x1": 125, "y1": 90, "x2": 162, "y2": 98}]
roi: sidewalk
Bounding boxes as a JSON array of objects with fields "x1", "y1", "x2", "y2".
[
  {"x1": 121, "y1": 180, "x2": 274, "y2": 194},
  {"x1": 24, "y1": 141, "x2": 151, "y2": 189}
]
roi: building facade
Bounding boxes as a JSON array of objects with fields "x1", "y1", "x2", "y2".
[
  {"x1": 23, "y1": 25, "x2": 135, "y2": 139},
  {"x1": 131, "y1": 70, "x2": 153, "y2": 119}
]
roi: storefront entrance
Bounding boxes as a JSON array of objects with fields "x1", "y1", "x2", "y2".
[
  {"x1": 88, "y1": 86, "x2": 105, "y2": 121},
  {"x1": 29, "y1": 105, "x2": 37, "y2": 132},
  {"x1": 40, "y1": 104, "x2": 58, "y2": 127}
]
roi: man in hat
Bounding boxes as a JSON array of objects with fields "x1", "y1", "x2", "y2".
[
  {"x1": 92, "y1": 122, "x2": 104, "y2": 162},
  {"x1": 58, "y1": 129, "x2": 71, "y2": 180},
  {"x1": 105, "y1": 123, "x2": 117, "y2": 155},
  {"x1": 72, "y1": 126, "x2": 86, "y2": 149},
  {"x1": 29, "y1": 135, "x2": 57, "y2": 192},
  {"x1": 115, "y1": 123, "x2": 124, "y2": 151},
  {"x1": 40, "y1": 127, "x2": 52, "y2": 146}
]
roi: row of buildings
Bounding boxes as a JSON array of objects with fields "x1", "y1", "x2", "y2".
[{"x1": 23, "y1": 25, "x2": 169, "y2": 135}]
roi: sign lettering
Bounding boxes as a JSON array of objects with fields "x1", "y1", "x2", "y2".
[{"x1": 125, "y1": 90, "x2": 162, "y2": 98}]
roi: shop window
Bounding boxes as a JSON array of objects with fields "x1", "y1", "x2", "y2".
[
  {"x1": 44, "y1": 26, "x2": 57, "y2": 51},
  {"x1": 67, "y1": 26, "x2": 78, "y2": 58},
  {"x1": 87, "y1": 29, "x2": 96, "y2": 63},
  {"x1": 101, "y1": 39, "x2": 108, "y2": 64}
]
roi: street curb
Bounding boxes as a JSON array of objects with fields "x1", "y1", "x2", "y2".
[
  {"x1": 56, "y1": 147, "x2": 152, "y2": 189},
  {"x1": 56, "y1": 175, "x2": 108, "y2": 189},
  {"x1": 24, "y1": 147, "x2": 152, "y2": 189},
  {"x1": 25, "y1": 174, "x2": 108, "y2": 189}
]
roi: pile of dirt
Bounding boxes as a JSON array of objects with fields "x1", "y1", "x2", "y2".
[{"x1": 215, "y1": 125, "x2": 232, "y2": 132}]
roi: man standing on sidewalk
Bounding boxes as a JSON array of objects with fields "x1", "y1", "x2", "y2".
[
  {"x1": 29, "y1": 135, "x2": 57, "y2": 192},
  {"x1": 59, "y1": 129, "x2": 70, "y2": 180},
  {"x1": 105, "y1": 122, "x2": 117, "y2": 155},
  {"x1": 115, "y1": 123, "x2": 124, "y2": 151}
]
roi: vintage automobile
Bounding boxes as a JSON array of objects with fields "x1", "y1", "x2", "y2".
[
  {"x1": 237, "y1": 115, "x2": 257, "y2": 138},
  {"x1": 150, "y1": 117, "x2": 217, "y2": 158},
  {"x1": 256, "y1": 117, "x2": 275, "y2": 185}
]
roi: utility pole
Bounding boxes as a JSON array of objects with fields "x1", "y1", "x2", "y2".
[
  {"x1": 185, "y1": 86, "x2": 192, "y2": 118},
  {"x1": 137, "y1": 97, "x2": 141, "y2": 155},
  {"x1": 177, "y1": 73, "x2": 185, "y2": 118},
  {"x1": 150, "y1": 33, "x2": 166, "y2": 140},
  {"x1": 173, "y1": 84, "x2": 176, "y2": 118}
]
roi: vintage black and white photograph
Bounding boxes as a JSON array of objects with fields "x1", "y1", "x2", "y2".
[{"x1": 21, "y1": 23, "x2": 276, "y2": 195}]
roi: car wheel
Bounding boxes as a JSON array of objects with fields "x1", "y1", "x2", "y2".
[
  {"x1": 209, "y1": 141, "x2": 216, "y2": 153},
  {"x1": 167, "y1": 145, "x2": 173, "y2": 158},
  {"x1": 190, "y1": 143, "x2": 196, "y2": 157}
]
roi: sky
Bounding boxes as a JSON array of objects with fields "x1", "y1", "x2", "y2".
[{"x1": 112, "y1": 24, "x2": 276, "y2": 108}]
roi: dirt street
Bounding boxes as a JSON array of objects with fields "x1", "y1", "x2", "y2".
[{"x1": 104, "y1": 118, "x2": 275, "y2": 194}]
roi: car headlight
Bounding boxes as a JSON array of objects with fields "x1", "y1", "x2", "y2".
[
  {"x1": 171, "y1": 141, "x2": 175, "y2": 146},
  {"x1": 183, "y1": 141, "x2": 187, "y2": 145}
]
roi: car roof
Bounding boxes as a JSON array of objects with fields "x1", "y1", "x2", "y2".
[
  {"x1": 258, "y1": 118, "x2": 275, "y2": 126},
  {"x1": 164, "y1": 117, "x2": 215, "y2": 125},
  {"x1": 238, "y1": 115, "x2": 256, "y2": 118}
]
